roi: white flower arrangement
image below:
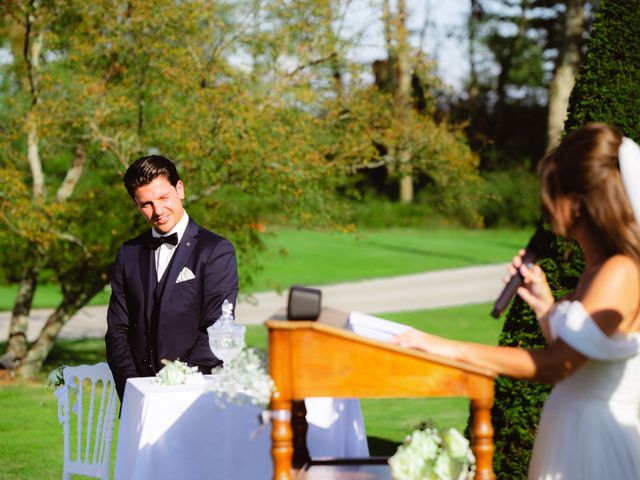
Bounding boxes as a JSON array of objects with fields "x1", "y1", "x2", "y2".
[
  {"x1": 155, "y1": 359, "x2": 201, "y2": 386},
  {"x1": 388, "y1": 427, "x2": 475, "y2": 480},
  {"x1": 208, "y1": 347, "x2": 275, "y2": 408}
]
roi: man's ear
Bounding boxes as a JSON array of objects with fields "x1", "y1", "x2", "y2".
[{"x1": 176, "y1": 180, "x2": 185, "y2": 200}]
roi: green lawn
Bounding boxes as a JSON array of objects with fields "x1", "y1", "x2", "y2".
[
  {"x1": 0, "y1": 338, "x2": 114, "y2": 480},
  {"x1": 0, "y1": 228, "x2": 519, "y2": 477},
  {"x1": 0, "y1": 227, "x2": 529, "y2": 310},
  {"x1": 0, "y1": 302, "x2": 502, "y2": 478},
  {"x1": 245, "y1": 227, "x2": 529, "y2": 292}
]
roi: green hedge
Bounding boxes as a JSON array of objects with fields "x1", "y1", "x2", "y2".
[{"x1": 491, "y1": 0, "x2": 640, "y2": 477}]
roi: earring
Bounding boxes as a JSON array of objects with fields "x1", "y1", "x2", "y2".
[{"x1": 573, "y1": 206, "x2": 581, "y2": 218}]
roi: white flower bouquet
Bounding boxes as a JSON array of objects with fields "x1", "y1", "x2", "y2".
[
  {"x1": 208, "y1": 347, "x2": 275, "y2": 408},
  {"x1": 388, "y1": 427, "x2": 475, "y2": 480},
  {"x1": 156, "y1": 359, "x2": 202, "y2": 386}
]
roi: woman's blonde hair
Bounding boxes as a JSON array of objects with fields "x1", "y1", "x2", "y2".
[{"x1": 539, "y1": 123, "x2": 640, "y2": 262}]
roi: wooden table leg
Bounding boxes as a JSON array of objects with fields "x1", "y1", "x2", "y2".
[
  {"x1": 271, "y1": 396, "x2": 293, "y2": 480},
  {"x1": 470, "y1": 397, "x2": 495, "y2": 480},
  {"x1": 292, "y1": 400, "x2": 310, "y2": 469}
]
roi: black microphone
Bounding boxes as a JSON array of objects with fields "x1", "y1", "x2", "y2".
[{"x1": 490, "y1": 230, "x2": 550, "y2": 319}]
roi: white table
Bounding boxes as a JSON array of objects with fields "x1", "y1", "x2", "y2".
[{"x1": 114, "y1": 377, "x2": 369, "y2": 480}]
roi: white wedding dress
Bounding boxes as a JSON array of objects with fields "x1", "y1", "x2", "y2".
[{"x1": 528, "y1": 301, "x2": 640, "y2": 479}]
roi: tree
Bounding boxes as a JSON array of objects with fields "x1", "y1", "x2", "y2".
[
  {"x1": 463, "y1": 0, "x2": 591, "y2": 170},
  {"x1": 545, "y1": 0, "x2": 586, "y2": 152},
  {"x1": 352, "y1": 1, "x2": 483, "y2": 212},
  {"x1": 491, "y1": 0, "x2": 640, "y2": 477},
  {"x1": 387, "y1": 0, "x2": 414, "y2": 204},
  {"x1": 0, "y1": 0, "x2": 354, "y2": 378},
  {"x1": 0, "y1": 0, "x2": 484, "y2": 378}
]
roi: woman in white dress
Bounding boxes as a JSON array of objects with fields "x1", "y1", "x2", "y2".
[{"x1": 394, "y1": 123, "x2": 640, "y2": 479}]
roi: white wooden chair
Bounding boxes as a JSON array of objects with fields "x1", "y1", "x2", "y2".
[{"x1": 57, "y1": 362, "x2": 118, "y2": 480}]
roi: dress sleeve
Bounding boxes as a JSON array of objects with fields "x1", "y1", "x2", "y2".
[{"x1": 551, "y1": 301, "x2": 640, "y2": 361}]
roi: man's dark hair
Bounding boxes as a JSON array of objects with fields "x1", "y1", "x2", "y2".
[{"x1": 123, "y1": 155, "x2": 180, "y2": 198}]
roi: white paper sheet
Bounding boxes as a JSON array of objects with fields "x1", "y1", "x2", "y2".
[{"x1": 347, "y1": 311, "x2": 411, "y2": 342}]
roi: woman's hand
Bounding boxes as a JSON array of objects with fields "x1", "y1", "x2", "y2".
[
  {"x1": 508, "y1": 250, "x2": 555, "y2": 319},
  {"x1": 392, "y1": 329, "x2": 460, "y2": 360}
]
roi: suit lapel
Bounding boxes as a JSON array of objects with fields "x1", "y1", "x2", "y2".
[{"x1": 157, "y1": 219, "x2": 199, "y2": 312}]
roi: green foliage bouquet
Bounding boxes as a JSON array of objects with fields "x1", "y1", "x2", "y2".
[
  {"x1": 388, "y1": 427, "x2": 475, "y2": 480},
  {"x1": 47, "y1": 365, "x2": 67, "y2": 390}
]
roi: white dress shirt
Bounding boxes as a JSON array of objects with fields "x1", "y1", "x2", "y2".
[{"x1": 152, "y1": 212, "x2": 189, "y2": 281}]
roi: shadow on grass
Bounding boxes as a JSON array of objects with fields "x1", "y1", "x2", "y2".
[
  {"x1": 44, "y1": 338, "x2": 107, "y2": 367},
  {"x1": 363, "y1": 240, "x2": 481, "y2": 264},
  {"x1": 367, "y1": 436, "x2": 401, "y2": 457},
  {"x1": 0, "y1": 338, "x2": 106, "y2": 373}
]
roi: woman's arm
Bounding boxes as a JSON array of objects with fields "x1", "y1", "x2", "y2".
[
  {"x1": 393, "y1": 255, "x2": 640, "y2": 383},
  {"x1": 392, "y1": 329, "x2": 587, "y2": 384}
]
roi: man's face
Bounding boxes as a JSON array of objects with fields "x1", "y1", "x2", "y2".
[{"x1": 133, "y1": 176, "x2": 185, "y2": 234}]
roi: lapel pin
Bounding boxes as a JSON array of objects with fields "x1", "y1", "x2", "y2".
[{"x1": 186, "y1": 242, "x2": 191, "y2": 247}]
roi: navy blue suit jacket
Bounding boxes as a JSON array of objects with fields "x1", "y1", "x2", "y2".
[{"x1": 105, "y1": 218, "x2": 238, "y2": 399}]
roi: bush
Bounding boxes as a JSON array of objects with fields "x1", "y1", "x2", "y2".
[
  {"x1": 564, "y1": 0, "x2": 640, "y2": 138},
  {"x1": 345, "y1": 198, "x2": 452, "y2": 229},
  {"x1": 492, "y1": 228, "x2": 583, "y2": 479},
  {"x1": 478, "y1": 167, "x2": 539, "y2": 228}
]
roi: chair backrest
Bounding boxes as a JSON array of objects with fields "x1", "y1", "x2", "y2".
[{"x1": 57, "y1": 362, "x2": 118, "y2": 480}]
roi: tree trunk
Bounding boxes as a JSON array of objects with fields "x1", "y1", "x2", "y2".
[
  {"x1": 25, "y1": 15, "x2": 45, "y2": 200},
  {"x1": 3, "y1": 264, "x2": 40, "y2": 367},
  {"x1": 8, "y1": 4, "x2": 93, "y2": 376},
  {"x1": 27, "y1": 114, "x2": 45, "y2": 199},
  {"x1": 383, "y1": 0, "x2": 393, "y2": 56},
  {"x1": 493, "y1": 0, "x2": 529, "y2": 146},
  {"x1": 467, "y1": 0, "x2": 483, "y2": 106},
  {"x1": 399, "y1": 171, "x2": 413, "y2": 203},
  {"x1": 3, "y1": 3, "x2": 46, "y2": 369},
  {"x1": 324, "y1": 0, "x2": 343, "y2": 100},
  {"x1": 546, "y1": 0, "x2": 584, "y2": 152},
  {"x1": 395, "y1": 0, "x2": 414, "y2": 204},
  {"x1": 57, "y1": 146, "x2": 86, "y2": 202},
  {"x1": 16, "y1": 301, "x2": 75, "y2": 379},
  {"x1": 16, "y1": 275, "x2": 108, "y2": 379}
]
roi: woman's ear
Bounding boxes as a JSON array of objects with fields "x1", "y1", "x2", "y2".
[
  {"x1": 571, "y1": 197, "x2": 582, "y2": 219},
  {"x1": 550, "y1": 195, "x2": 580, "y2": 237}
]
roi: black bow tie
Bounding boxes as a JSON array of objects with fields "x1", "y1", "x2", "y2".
[{"x1": 144, "y1": 232, "x2": 179, "y2": 250}]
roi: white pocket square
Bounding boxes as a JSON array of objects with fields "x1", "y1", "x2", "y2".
[{"x1": 176, "y1": 267, "x2": 196, "y2": 283}]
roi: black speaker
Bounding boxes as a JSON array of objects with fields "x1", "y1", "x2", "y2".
[{"x1": 287, "y1": 286, "x2": 322, "y2": 320}]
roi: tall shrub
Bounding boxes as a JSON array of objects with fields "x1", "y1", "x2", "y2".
[{"x1": 491, "y1": 0, "x2": 640, "y2": 478}]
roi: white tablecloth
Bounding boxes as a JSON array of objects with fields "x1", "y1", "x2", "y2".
[{"x1": 114, "y1": 376, "x2": 368, "y2": 480}]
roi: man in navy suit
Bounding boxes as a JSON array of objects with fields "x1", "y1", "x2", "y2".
[{"x1": 105, "y1": 155, "x2": 238, "y2": 400}]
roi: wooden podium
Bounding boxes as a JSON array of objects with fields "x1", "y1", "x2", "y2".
[{"x1": 266, "y1": 309, "x2": 496, "y2": 480}]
